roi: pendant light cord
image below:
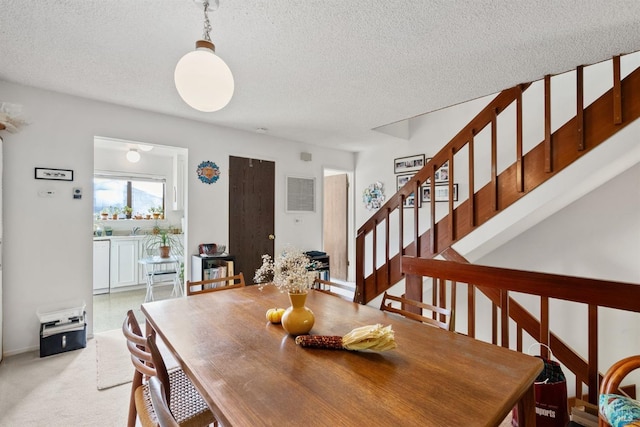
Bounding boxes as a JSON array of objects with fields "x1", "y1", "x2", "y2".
[{"x1": 202, "y1": 1, "x2": 212, "y2": 42}]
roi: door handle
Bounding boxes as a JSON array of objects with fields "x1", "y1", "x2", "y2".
[{"x1": 268, "y1": 234, "x2": 275, "y2": 240}]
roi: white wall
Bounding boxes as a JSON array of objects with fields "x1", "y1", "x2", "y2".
[{"x1": 0, "y1": 81, "x2": 354, "y2": 355}]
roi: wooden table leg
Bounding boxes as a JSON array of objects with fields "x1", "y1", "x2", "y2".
[{"x1": 516, "y1": 383, "x2": 536, "y2": 426}]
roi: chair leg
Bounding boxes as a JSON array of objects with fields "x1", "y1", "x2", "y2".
[
  {"x1": 127, "y1": 380, "x2": 138, "y2": 427},
  {"x1": 128, "y1": 371, "x2": 143, "y2": 427}
]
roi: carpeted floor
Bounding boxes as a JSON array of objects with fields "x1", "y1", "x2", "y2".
[{"x1": 0, "y1": 337, "x2": 129, "y2": 426}]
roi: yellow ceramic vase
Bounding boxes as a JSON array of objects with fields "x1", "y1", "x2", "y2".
[{"x1": 281, "y1": 292, "x2": 315, "y2": 336}]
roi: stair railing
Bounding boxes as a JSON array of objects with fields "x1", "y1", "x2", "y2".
[
  {"x1": 355, "y1": 53, "x2": 640, "y2": 305},
  {"x1": 401, "y1": 256, "x2": 640, "y2": 404}
]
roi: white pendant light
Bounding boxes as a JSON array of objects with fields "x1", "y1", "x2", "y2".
[
  {"x1": 175, "y1": 0, "x2": 234, "y2": 112},
  {"x1": 126, "y1": 149, "x2": 141, "y2": 163}
]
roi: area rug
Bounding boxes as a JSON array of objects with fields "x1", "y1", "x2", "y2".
[
  {"x1": 95, "y1": 326, "x2": 180, "y2": 391},
  {"x1": 95, "y1": 328, "x2": 132, "y2": 390}
]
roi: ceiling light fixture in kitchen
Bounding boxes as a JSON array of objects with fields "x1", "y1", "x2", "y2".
[
  {"x1": 126, "y1": 149, "x2": 141, "y2": 163},
  {"x1": 174, "y1": 0, "x2": 234, "y2": 112}
]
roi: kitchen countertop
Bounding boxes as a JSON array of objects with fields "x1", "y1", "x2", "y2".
[{"x1": 93, "y1": 234, "x2": 183, "y2": 240}]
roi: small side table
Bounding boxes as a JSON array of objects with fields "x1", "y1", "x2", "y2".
[{"x1": 138, "y1": 256, "x2": 182, "y2": 303}]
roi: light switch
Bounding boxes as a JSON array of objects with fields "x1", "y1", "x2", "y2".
[{"x1": 38, "y1": 189, "x2": 56, "y2": 197}]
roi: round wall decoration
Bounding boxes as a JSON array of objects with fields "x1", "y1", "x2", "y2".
[
  {"x1": 363, "y1": 181, "x2": 385, "y2": 211},
  {"x1": 197, "y1": 160, "x2": 221, "y2": 184}
]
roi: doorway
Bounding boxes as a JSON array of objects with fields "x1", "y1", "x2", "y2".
[
  {"x1": 92, "y1": 137, "x2": 188, "y2": 332},
  {"x1": 228, "y1": 156, "x2": 275, "y2": 283},
  {"x1": 323, "y1": 169, "x2": 354, "y2": 282}
]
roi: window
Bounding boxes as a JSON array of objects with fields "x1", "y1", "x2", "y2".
[{"x1": 94, "y1": 173, "x2": 165, "y2": 218}]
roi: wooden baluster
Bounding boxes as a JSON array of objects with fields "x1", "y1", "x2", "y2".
[
  {"x1": 468, "y1": 283, "x2": 476, "y2": 338},
  {"x1": 545, "y1": 74, "x2": 552, "y2": 173},
  {"x1": 385, "y1": 208, "x2": 391, "y2": 284},
  {"x1": 613, "y1": 55, "x2": 622, "y2": 125},
  {"x1": 516, "y1": 325, "x2": 523, "y2": 352},
  {"x1": 413, "y1": 180, "x2": 420, "y2": 257},
  {"x1": 492, "y1": 303, "x2": 498, "y2": 346},
  {"x1": 501, "y1": 289, "x2": 509, "y2": 348},
  {"x1": 491, "y1": 112, "x2": 498, "y2": 211},
  {"x1": 540, "y1": 296, "x2": 549, "y2": 359},
  {"x1": 516, "y1": 87, "x2": 524, "y2": 192},
  {"x1": 429, "y1": 165, "x2": 436, "y2": 254},
  {"x1": 577, "y1": 65, "x2": 585, "y2": 151},
  {"x1": 468, "y1": 132, "x2": 476, "y2": 227},
  {"x1": 399, "y1": 197, "x2": 404, "y2": 260},
  {"x1": 450, "y1": 280, "x2": 457, "y2": 331},
  {"x1": 372, "y1": 221, "x2": 378, "y2": 294},
  {"x1": 355, "y1": 230, "x2": 364, "y2": 303},
  {"x1": 439, "y1": 278, "x2": 447, "y2": 324},
  {"x1": 576, "y1": 381, "x2": 583, "y2": 405},
  {"x1": 588, "y1": 304, "x2": 598, "y2": 404},
  {"x1": 449, "y1": 150, "x2": 456, "y2": 241}
]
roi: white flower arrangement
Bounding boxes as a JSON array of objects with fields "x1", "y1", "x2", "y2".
[
  {"x1": 362, "y1": 181, "x2": 385, "y2": 211},
  {"x1": 254, "y1": 246, "x2": 315, "y2": 294}
]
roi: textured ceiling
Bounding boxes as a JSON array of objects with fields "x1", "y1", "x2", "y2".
[{"x1": 1, "y1": 1, "x2": 639, "y2": 152}]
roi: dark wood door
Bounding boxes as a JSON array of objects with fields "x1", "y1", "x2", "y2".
[
  {"x1": 229, "y1": 156, "x2": 275, "y2": 284},
  {"x1": 323, "y1": 174, "x2": 348, "y2": 280}
]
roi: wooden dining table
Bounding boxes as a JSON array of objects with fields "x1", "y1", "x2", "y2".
[{"x1": 141, "y1": 285, "x2": 542, "y2": 426}]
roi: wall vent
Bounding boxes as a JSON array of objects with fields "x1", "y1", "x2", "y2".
[{"x1": 286, "y1": 176, "x2": 315, "y2": 213}]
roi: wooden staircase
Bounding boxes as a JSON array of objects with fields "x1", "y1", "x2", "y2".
[{"x1": 355, "y1": 54, "x2": 640, "y2": 304}]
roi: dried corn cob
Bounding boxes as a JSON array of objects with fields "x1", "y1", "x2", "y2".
[
  {"x1": 295, "y1": 335, "x2": 343, "y2": 350},
  {"x1": 294, "y1": 324, "x2": 396, "y2": 352}
]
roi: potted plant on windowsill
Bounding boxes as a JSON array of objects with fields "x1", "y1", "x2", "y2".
[
  {"x1": 110, "y1": 206, "x2": 122, "y2": 220},
  {"x1": 123, "y1": 206, "x2": 133, "y2": 219}
]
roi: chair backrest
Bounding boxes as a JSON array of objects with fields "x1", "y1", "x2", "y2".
[
  {"x1": 147, "y1": 333, "x2": 172, "y2": 408},
  {"x1": 380, "y1": 292, "x2": 454, "y2": 331},
  {"x1": 122, "y1": 310, "x2": 156, "y2": 379},
  {"x1": 312, "y1": 278, "x2": 354, "y2": 301},
  {"x1": 599, "y1": 355, "x2": 640, "y2": 427},
  {"x1": 186, "y1": 272, "x2": 245, "y2": 296},
  {"x1": 148, "y1": 376, "x2": 179, "y2": 427}
]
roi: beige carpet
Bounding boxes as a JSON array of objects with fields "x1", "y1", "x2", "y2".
[
  {"x1": 95, "y1": 328, "x2": 132, "y2": 390},
  {"x1": 0, "y1": 337, "x2": 130, "y2": 426},
  {"x1": 96, "y1": 326, "x2": 179, "y2": 390}
]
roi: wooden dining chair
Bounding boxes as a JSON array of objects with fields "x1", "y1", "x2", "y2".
[
  {"x1": 598, "y1": 355, "x2": 640, "y2": 427},
  {"x1": 122, "y1": 310, "x2": 215, "y2": 427},
  {"x1": 186, "y1": 272, "x2": 245, "y2": 296},
  {"x1": 149, "y1": 376, "x2": 179, "y2": 427},
  {"x1": 380, "y1": 291, "x2": 454, "y2": 332},
  {"x1": 312, "y1": 278, "x2": 354, "y2": 301}
]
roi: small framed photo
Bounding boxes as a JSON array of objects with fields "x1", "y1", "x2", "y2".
[
  {"x1": 394, "y1": 154, "x2": 425, "y2": 174},
  {"x1": 403, "y1": 193, "x2": 420, "y2": 209},
  {"x1": 35, "y1": 167, "x2": 74, "y2": 181},
  {"x1": 396, "y1": 173, "x2": 414, "y2": 190},
  {"x1": 396, "y1": 174, "x2": 420, "y2": 208},
  {"x1": 434, "y1": 161, "x2": 449, "y2": 183},
  {"x1": 422, "y1": 183, "x2": 458, "y2": 203}
]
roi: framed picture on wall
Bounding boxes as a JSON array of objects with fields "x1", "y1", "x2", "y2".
[
  {"x1": 397, "y1": 173, "x2": 420, "y2": 208},
  {"x1": 422, "y1": 183, "x2": 458, "y2": 203},
  {"x1": 394, "y1": 154, "x2": 425, "y2": 174},
  {"x1": 434, "y1": 161, "x2": 449, "y2": 183},
  {"x1": 396, "y1": 173, "x2": 414, "y2": 190}
]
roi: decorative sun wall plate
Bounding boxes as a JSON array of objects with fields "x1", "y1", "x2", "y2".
[{"x1": 197, "y1": 160, "x2": 221, "y2": 184}]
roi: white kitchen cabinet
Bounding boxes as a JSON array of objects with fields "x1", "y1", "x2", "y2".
[
  {"x1": 93, "y1": 240, "x2": 110, "y2": 294},
  {"x1": 110, "y1": 239, "x2": 140, "y2": 288}
]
